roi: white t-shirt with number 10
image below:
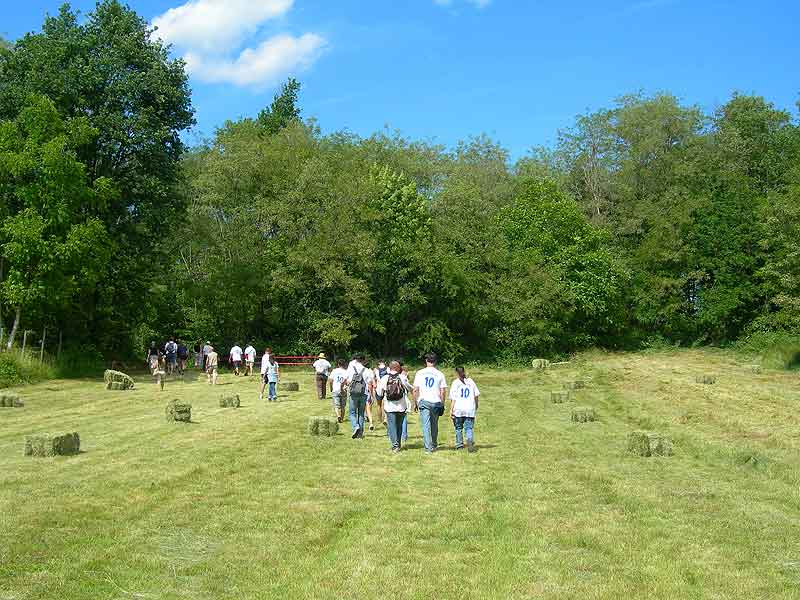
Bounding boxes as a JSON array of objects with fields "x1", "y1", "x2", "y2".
[
  {"x1": 330, "y1": 367, "x2": 348, "y2": 394},
  {"x1": 450, "y1": 377, "x2": 480, "y2": 418},
  {"x1": 413, "y1": 366, "x2": 447, "y2": 405}
]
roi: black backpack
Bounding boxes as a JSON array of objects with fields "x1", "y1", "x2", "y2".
[
  {"x1": 350, "y1": 367, "x2": 366, "y2": 395},
  {"x1": 385, "y1": 373, "x2": 405, "y2": 402}
]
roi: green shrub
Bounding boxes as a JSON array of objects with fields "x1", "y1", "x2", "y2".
[
  {"x1": 0, "y1": 352, "x2": 55, "y2": 388},
  {"x1": 53, "y1": 346, "x2": 105, "y2": 378},
  {"x1": 733, "y1": 331, "x2": 800, "y2": 371}
]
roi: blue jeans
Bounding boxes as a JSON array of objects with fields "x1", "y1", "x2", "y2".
[
  {"x1": 402, "y1": 413, "x2": 408, "y2": 441},
  {"x1": 386, "y1": 411, "x2": 406, "y2": 449},
  {"x1": 268, "y1": 381, "x2": 277, "y2": 400},
  {"x1": 453, "y1": 416, "x2": 475, "y2": 448},
  {"x1": 349, "y1": 393, "x2": 367, "y2": 436},
  {"x1": 419, "y1": 401, "x2": 442, "y2": 451}
]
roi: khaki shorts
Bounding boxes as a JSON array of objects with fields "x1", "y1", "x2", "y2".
[{"x1": 332, "y1": 393, "x2": 345, "y2": 410}]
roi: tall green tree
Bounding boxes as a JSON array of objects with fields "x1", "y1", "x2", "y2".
[
  {"x1": 0, "y1": 96, "x2": 112, "y2": 348},
  {"x1": 0, "y1": 1, "x2": 194, "y2": 354},
  {"x1": 257, "y1": 78, "x2": 302, "y2": 135}
]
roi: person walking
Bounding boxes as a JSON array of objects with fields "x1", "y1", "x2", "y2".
[
  {"x1": 328, "y1": 358, "x2": 349, "y2": 423},
  {"x1": 312, "y1": 352, "x2": 332, "y2": 400},
  {"x1": 346, "y1": 354, "x2": 374, "y2": 439},
  {"x1": 202, "y1": 341, "x2": 212, "y2": 371},
  {"x1": 194, "y1": 342, "x2": 202, "y2": 370},
  {"x1": 378, "y1": 361, "x2": 412, "y2": 453},
  {"x1": 244, "y1": 343, "x2": 256, "y2": 376},
  {"x1": 413, "y1": 353, "x2": 448, "y2": 454},
  {"x1": 206, "y1": 345, "x2": 219, "y2": 385},
  {"x1": 146, "y1": 341, "x2": 161, "y2": 383},
  {"x1": 449, "y1": 366, "x2": 481, "y2": 452},
  {"x1": 374, "y1": 361, "x2": 388, "y2": 427},
  {"x1": 230, "y1": 343, "x2": 243, "y2": 376},
  {"x1": 259, "y1": 347, "x2": 273, "y2": 401},
  {"x1": 176, "y1": 340, "x2": 189, "y2": 375},
  {"x1": 164, "y1": 338, "x2": 178, "y2": 375},
  {"x1": 266, "y1": 356, "x2": 280, "y2": 401}
]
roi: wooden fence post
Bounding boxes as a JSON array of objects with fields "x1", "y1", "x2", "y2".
[{"x1": 40, "y1": 327, "x2": 47, "y2": 364}]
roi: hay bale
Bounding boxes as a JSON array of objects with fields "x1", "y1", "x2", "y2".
[
  {"x1": 24, "y1": 432, "x2": 80, "y2": 457},
  {"x1": 104, "y1": 369, "x2": 135, "y2": 390},
  {"x1": 278, "y1": 382, "x2": 300, "y2": 392},
  {"x1": 550, "y1": 391, "x2": 571, "y2": 404},
  {"x1": 627, "y1": 431, "x2": 673, "y2": 457},
  {"x1": 308, "y1": 416, "x2": 338, "y2": 437},
  {"x1": 531, "y1": 359, "x2": 550, "y2": 370},
  {"x1": 0, "y1": 393, "x2": 24, "y2": 408},
  {"x1": 571, "y1": 407, "x2": 596, "y2": 423},
  {"x1": 563, "y1": 381, "x2": 585, "y2": 391},
  {"x1": 695, "y1": 375, "x2": 716, "y2": 385},
  {"x1": 219, "y1": 394, "x2": 241, "y2": 408},
  {"x1": 165, "y1": 399, "x2": 192, "y2": 423}
]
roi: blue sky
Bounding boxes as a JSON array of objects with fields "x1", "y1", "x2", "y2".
[{"x1": 3, "y1": 0, "x2": 799, "y2": 158}]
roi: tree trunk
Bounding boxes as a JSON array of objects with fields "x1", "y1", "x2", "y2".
[{"x1": 6, "y1": 305, "x2": 20, "y2": 351}]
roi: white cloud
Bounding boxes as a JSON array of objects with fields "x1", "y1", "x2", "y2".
[
  {"x1": 152, "y1": 0, "x2": 326, "y2": 88},
  {"x1": 153, "y1": 0, "x2": 294, "y2": 53},
  {"x1": 185, "y1": 33, "x2": 326, "y2": 87}
]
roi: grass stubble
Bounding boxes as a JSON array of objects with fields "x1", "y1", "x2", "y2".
[{"x1": 0, "y1": 349, "x2": 798, "y2": 599}]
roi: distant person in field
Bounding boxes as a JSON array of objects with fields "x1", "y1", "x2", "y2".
[
  {"x1": 312, "y1": 352, "x2": 331, "y2": 400},
  {"x1": 379, "y1": 360, "x2": 412, "y2": 453},
  {"x1": 413, "y1": 353, "x2": 448, "y2": 454},
  {"x1": 176, "y1": 340, "x2": 189, "y2": 375},
  {"x1": 164, "y1": 337, "x2": 178, "y2": 375},
  {"x1": 328, "y1": 358, "x2": 349, "y2": 423},
  {"x1": 205, "y1": 345, "x2": 219, "y2": 385},
  {"x1": 363, "y1": 358, "x2": 377, "y2": 431},
  {"x1": 244, "y1": 343, "x2": 257, "y2": 376},
  {"x1": 146, "y1": 341, "x2": 161, "y2": 374},
  {"x1": 194, "y1": 342, "x2": 202, "y2": 369},
  {"x1": 400, "y1": 363, "x2": 411, "y2": 442},
  {"x1": 449, "y1": 366, "x2": 480, "y2": 452},
  {"x1": 373, "y1": 360, "x2": 388, "y2": 427},
  {"x1": 346, "y1": 354, "x2": 374, "y2": 439},
  {"x1": 202, "y1": 341, "x2": 212, "y2": 371},
  {"x1": 154, "y1": 355, "x2": 166, "y2": 391},
  {"x1": 230, "y1": 343, "x2": 243, "y2": 376},
  {"x1": 259, "y1": 347, "x2": 273, "y2": 402},
  {"x1": 266, "y1": 356, "x2": 280, "y2": 402}
]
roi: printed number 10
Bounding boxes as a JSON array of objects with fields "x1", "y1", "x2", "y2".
[{"x1": 425, "y1": 376, "x2": 435, "y2": 388}]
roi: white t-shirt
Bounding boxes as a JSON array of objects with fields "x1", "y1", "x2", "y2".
[
  {"x1": 413, "y1": 366, "x2": 447, "y2": 405},
  {"x1": 450, "y1": 377, "x2": 480, "y2": 418},
  {"x1": 346, "y1": 361, "x2": 374, "y2": 395},
  {"x1": 330, "y1": 367, "x2": 348, "y2": 394},
  {"x1": 230, "y1": 346, "x2": 243, "y2": 361},
  {"x1": 244, "y1": 346, "x2": 256, "y2": 362},
  {"x1": 260, "y1": 353, "x2": 271, "y2": 375},
  {"x1": 313, "y1": 358, "x2": 331, "y2": 376},
  {"x1": 379, "y1": 371, "x2": 411, "y2": 413}
]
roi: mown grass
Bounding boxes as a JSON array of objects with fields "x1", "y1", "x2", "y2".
[{"x1": 1, "y1": 349, "x2": 799, "y2": 599}]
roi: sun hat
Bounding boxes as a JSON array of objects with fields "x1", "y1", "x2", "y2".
[{"x1": 319, "y1": 352, "x2": 326, "y2": 358}]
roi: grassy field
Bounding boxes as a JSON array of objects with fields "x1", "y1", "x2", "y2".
[{"x1": 1, "y1": 349, "x2": 799, "y2": 599}]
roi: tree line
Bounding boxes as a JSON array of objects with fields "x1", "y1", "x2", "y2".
[{"x1": 1, "y1": 1, "x2": 799, "y2": 365}]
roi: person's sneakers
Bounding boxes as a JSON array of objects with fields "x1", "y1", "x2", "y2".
[
  {"x1": 337, "y1": 416, "x2": 343, "y2": 423},
  {"x1": 352, "y1": 427, "x2": 361, "y2": 439},
  {"x1": 424, "y1": 449, "x2": 433, "y2": 455},
  {"x1": 369, "y1": 424, "x2": 375, "y2": 431},
  {"x1": 455, "y1": 445, "x2": 464, "y2": 451},
  {"x1": 392, "y1": 447, "x2": 401, "y2": 454},
  {"x1": 259, "y1": 394, "x2": 263, "y2": 402},
  {"x1": 467, "y1": 441, "x2": 476, "y2": 453}
]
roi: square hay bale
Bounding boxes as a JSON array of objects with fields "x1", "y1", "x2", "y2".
[
  {"x1": 571, "y1": 407, "x2": 596, "y2": 423},
  {"x1": 24, "y1": 432, "x2": 80, "y2": 457},
  {"x1": 563, "y1": 381, "x2": 586, "y2": 391},
  {"x1": 627, "y1": 431, "x2": 673, "y2": 457},
  {"x1": 165, "y1": 399, "x2": 192, "y2": 423},
  {"x1": 308, "y1": 416, "x2": 338, "y2": 437},
  {"x1": 279, "y1": 382, "x2": 300, "y2": 392},
  {"x1": 1, "y1": 393, "x2": 24, "y2": 408},
  {"x1": 531, "y1": 359, "x2": 550, "y2": 370},
  {"x1": 695, "y1": 375, "x2": 716, "y2": 385},
  {"x1": 104, "y1": 369, "x2": 135, "y2": 390},
  {"x1": 550, "y1": 391, "x2": 571, "y2": 404},
  {"x1": 219, "y1": 394, "x2": 241, "y2": 408}
]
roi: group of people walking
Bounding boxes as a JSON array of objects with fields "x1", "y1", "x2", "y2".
[
  {"x1": 313, "y1": 352, "x2": 480, "y2": 454},
  {"x1": 146, "y1": 341, "x2": 481, "y2": 454}
]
